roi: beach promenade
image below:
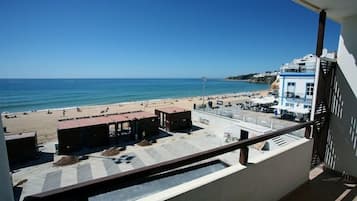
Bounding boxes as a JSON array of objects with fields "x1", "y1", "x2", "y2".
[{"x1": 2, "y1": 90, "x2": 268, "y2": 143}]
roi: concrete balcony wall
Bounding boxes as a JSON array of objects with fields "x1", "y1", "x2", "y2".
[
  {"x1": 140, "y1": 139, "x2": 313, "y2": 201},
  {"x1": 0, "y1": 119, "x2": 14, "y2": 201}
]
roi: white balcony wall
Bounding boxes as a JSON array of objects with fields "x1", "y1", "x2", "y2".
[
  {"x1": 0, "y1": 119, "x2": 14, "y2": 201},
  {"x1": 140, "y1": 139, "x2": 313, "y2": 201}
]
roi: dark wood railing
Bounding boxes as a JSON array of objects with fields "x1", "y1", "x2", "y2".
[{"x1": 24, "y1": 121, "x2": 313, "y2": 201}]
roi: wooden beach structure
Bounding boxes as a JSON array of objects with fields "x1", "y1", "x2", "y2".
[
  {"x1": 155, "y1": 107, "x2": 192, "y2": 132},
  {"x1": 57, "y1": 111, "x2": 159, "y2": 154},
  {"x1": 5, "y1": 132, "x2": 38, "y2": 164}
]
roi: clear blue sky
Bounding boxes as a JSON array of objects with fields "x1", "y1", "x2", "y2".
[{"x1": 0, "y1": 0, "x2": 340, "y2": 78}]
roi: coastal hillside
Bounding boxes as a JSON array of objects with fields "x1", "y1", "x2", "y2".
[
  {"x1": 226, "y1": 73, "x2": 257, "y2": 80},
  {"x1": 226, "y1": 71, "x2": 278, "y2": 84}
]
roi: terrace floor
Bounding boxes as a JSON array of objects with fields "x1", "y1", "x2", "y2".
[{"x1": 280, "y1": 164, "x2": 357, "y2": 201}]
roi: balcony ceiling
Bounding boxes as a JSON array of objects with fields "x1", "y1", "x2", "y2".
[{"x1": 294, "y1": 0, "x2": 357, "y2": 23}]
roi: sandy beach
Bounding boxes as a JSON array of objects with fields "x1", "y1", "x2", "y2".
[{"x1": 2, "y1": 90, "x2": 269, "y2": 143}]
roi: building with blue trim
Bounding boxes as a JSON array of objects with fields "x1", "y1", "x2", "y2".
[{"x1": 275, "y1": 49, "x2": 336, "y2": 121}]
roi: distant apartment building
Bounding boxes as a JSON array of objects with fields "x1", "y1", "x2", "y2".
[
  {"x1": 275, "y1": 49, "x2": 336, "y2": 120},
  {"x1": 250, "y1": 71, "x2": 278, "y2": 84},
  {"x1": 252, "y1": 71, "x2": 279, "y2": 78}
]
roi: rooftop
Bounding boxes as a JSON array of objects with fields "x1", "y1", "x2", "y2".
[
  {"x1": 5, "y1": 132, "x2": 37, "y2": 141},
  {"x1": 155, "y1": 107, "x2": 189, "y2": 114},
  {"x1": 57, "y1": 111, "x2": 157, "y2": 130}
]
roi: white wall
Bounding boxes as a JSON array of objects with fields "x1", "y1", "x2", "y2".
[
  {"x1": 323, "y1": 14, "x2": 357, "y2": 177},
  {"x1": 337, "y1": 14, "x2": 357, "y2": 97},
  {"x1": 0, "y1": 119, "x2": 14, "y2": 201},
  {"x1": 139, "y1": 139, "x2": 313, "y2": 201}
]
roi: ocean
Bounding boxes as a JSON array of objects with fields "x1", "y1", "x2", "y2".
[{"x1": 0, "y1": 79, "x2": 269, "y2": 113}]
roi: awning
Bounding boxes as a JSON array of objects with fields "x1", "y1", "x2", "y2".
[
  {"x1": 270, "y1": 105, "x2": 289, "y2": 110},
  {"x1": 287, "y1": 107, "x2": 310, "y2": 114},
  {"x1": 251, "y1": 96, "x2": 276, "y2": 105}
]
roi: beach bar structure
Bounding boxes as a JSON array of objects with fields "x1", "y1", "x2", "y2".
[
  {"x1": 155, "y1": 107, "x2": 192, "y2": 132},
  {"x1": 5, "y1": 132, "x2": 38, "y2": 164},
  {"x1": 57, "y1": 111, "x2": 159, "y2": 154},
  {"x1": 57, "y1": 117, "x2": 109, "y2": 154}
]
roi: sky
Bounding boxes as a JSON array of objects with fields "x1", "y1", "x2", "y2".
[{"x1": 0, "y1": 0, "x2": 340, "y2": 78}]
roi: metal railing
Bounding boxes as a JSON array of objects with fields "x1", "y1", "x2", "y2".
[
  {"x1": 24, "y1": 121, "x2": 314, "y2": 201},
  {"x1": 284, "y1": 92, "x2": 313, "y2": 102},
  {"x1": 280, "y1": 64, "x2": 316, "y2": 73},
  {"x1": 195, "y1": 107, "x2": 304, "y2": 135}
]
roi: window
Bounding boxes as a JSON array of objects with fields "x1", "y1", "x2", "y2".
[
  {"x1": 306, "y1": 83, "x2": 314, "y2": 96},
  {"x1": 287, "y1": 82, "x2": 295, "y2": 87},
  {"x1": 287, "y1": 82, "x2": 296, "y2": 98},
  {"x1": 285, "y1": 103, "x2": 294, "y2": 107}
]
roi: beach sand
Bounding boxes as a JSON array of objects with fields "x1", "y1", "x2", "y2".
[{"x1": 2, "y1": 90, "x2": 269, "y2": 143}]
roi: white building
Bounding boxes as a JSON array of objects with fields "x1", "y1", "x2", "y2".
[
  {"x1": 275, "y1": 50, "x2": 336, "y2": 121},
  {"x1": 252, "y1": 71, "x2": 279, "y2": 78}
]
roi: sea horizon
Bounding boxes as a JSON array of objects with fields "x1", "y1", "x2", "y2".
[{"x1": 0, "y1": 78, "x2": 268, "y2": 113}]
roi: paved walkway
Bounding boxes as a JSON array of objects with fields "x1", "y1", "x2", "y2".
[
  {"x1": 15, "y1": 112, "x2": 303, "y2": 201},
  {"x1": 17, "y1": 130, "x2": 226, "y2": 200}
]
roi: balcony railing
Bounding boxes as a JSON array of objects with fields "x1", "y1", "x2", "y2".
[
  {"x1": 24, "y1": 121, "x2": 314, "y2": 201},
  {"x1": 281, "y1": 64, "x2": 316, "y2": 73},
  {"x1": 284, "y1": 92, "x2": 313, "y2": 102}
]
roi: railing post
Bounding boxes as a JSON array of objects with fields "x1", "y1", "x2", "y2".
[
  {"x1": 304, "y1": 125, "x2": 312, "y2": 139},
  {"x1": 316, "y1": 10, "x2": 326, "y2": 57},
  {"x1": 239, "y1": 130, "x2": 249, "y2": 165}
]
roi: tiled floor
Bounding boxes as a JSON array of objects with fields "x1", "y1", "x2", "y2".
[
  {"x1": 17, "y1": 131, "x2": 223, "y2": 200},
  {"x1": 280, "y1": 165, "x2": 357, "y2": 201}
]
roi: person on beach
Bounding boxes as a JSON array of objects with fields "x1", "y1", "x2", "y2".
[{"x1": 63, "y1": 109, "x2": 66, "y2": 116}]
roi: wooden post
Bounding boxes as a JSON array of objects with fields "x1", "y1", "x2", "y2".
[
  {"x1": 119, "y1": 122, "x2": 123, "y2": 136},
  {"x1": 239, "y1": 130, "x2": 249, "y2": 165},
  {"x1": 114, "y1": 123, "x2": 118, "y2": 136},
  {"x1": 316, "y1": 10, "x2": 326, "y2": 57}
]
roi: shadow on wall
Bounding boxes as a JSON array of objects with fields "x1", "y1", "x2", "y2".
[{"x1": 327, "y1": 65, "x2": 357, "y2": 177}]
